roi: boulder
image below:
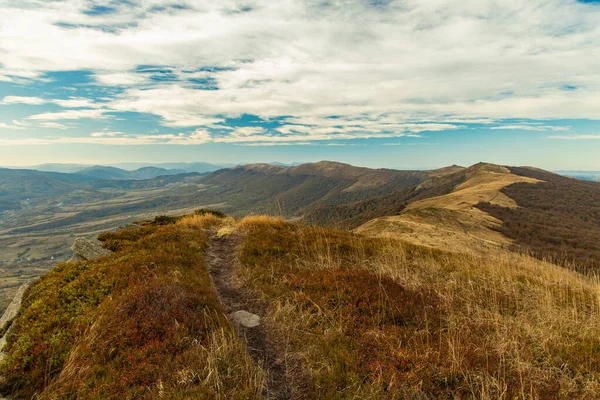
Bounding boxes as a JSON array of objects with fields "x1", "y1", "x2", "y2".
[
  {"x1": 0, "y1": 282, "x2": 31, "y2": 363},
  {"x1": 69, "y1": 238, "x2": 112, "y2": 262}
]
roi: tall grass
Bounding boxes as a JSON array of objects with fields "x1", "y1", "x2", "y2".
[
  {"x1": 236, "y1": 217, "x2": 600, "y2": 399},
  {"x1": 177, "y1": 214, "x2": 234, "y2": 230}
]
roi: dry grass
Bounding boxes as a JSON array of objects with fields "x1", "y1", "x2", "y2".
[
  {"x1": 407, "y1": 165, "x2": 540, "y2": 212},
  {"x1": 236, "y1": 215, "x2": 286, "y2": 230},
  {"x1": 177, "y1": 214, "x2": 232, "y2": 230},
  {"x1": 356, "y1": 208, "x2": 511, "y2": 255},
  {"x1": 356, "y1": 165, "x2": 540, "y2": 255},
  {"x1": 235, "y1": 218, "x2": 600, "y2": 399}
]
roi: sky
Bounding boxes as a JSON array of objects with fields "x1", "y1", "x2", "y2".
[{"x1": 1, "y1": 0, "x2": 600, "y2": 170}]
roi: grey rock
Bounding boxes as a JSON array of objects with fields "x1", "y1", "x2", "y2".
[
  {"x1": 0, "y1": 282, "x2": 31, "y2": 363},
  {"x1": 69, "y1": 238, "x2": 112, "y2": 262},
  {"x1": 230, "y1": 310, "x2": 261, "y2": 328}
]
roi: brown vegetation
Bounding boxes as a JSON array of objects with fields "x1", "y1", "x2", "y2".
[
  {"x1": 0, "y1": 222, "x2": 263, "y2": 399},
  {"x1": 235, "y1": 217, "x2": 600, "y2": 399}
]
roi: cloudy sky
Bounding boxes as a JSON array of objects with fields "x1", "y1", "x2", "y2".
[{"x1": 1, "y1": 0, "x2": 599, "y2": 169}]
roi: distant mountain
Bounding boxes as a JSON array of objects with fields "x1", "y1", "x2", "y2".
[
  {"x1": 75, "y1": 166, "x2": 188, "y2": 180},
  {"x1": 198, "y1": 161, "x2": 437, "y2": 216},
  {"x1": 110, "y1": 162, "x2": 226, "y2": 173},
  {"x1": 0, "y1": 168, "x2": 95, "y2": 211},
  {"x1": 22, "y1": 162, "x2": 225, "y2": 175},
  {"x1": 27, "y1": 163, "x2": 90, "y2": 174},
  {"x1": 0, "y1": 167, "x2": 201, "y2": 213},
  {"x1": 75, "y1": 166, "x2": 133, "y2": 180}
]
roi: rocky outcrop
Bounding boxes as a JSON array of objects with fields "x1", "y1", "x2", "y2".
[
  {"x1": 0, "y1": 282, "x2": 31, "y2": 363},
  {"x1": 69, "y1": 238, "x2": 112, "y2": 262}
]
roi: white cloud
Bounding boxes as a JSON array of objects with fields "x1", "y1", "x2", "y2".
[
  {"x1": 94, "y1": 72, "x2": 148, "y2": 86},
  {"x1": 90, "y1": 131, "x2": 126, "y2": 137},
  {"x1": 26, "y1": 109, "x2": 108, "y2": 120},
  {"x1": 1, "y1": 95, "x2": 101, "y2": 109},
  {"x1": 491, "y1": 124, "x2": 571, "y2": 131},
  {"x1": 548, "y1": 134, "x2": 600, "y2": 140},
  {"x1": 1, "y1": 96, "x2": 47, "y2": 105},
  {"x1": 38, "y1": 122, "x2": 70, "y2": 129},
  {"x1": 0, "y1": 0, "x2": 599, "y2": 141},
  {"x1": 52, "y1": 98, "x2": 101, "y2": 108},
  {"x1": 0, "y1": 122, "x2": 24, "y2": 129}
]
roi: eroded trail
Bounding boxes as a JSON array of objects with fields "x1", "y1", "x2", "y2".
[{"x1": 205, "y1": 233, "x2": 292, "y2": 400}]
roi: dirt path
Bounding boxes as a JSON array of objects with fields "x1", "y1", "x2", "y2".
[{"x1": 205, "y1": 233, "x2": 292, "y2": 400}]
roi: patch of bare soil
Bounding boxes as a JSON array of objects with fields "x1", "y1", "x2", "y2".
[{"x1": 205, "y1": 233, "x2": 293, "y2": 400}]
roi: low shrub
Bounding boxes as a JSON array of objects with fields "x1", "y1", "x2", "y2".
[
  {"x1": 0, "y1": 222, "x2": 263, "y2": 399},
  {"x1": 151, "y1": 215, "x2": 180, "y2": 226},
  {"x1": 195, "y1": 208, "x2": 226, "y2": 218}
]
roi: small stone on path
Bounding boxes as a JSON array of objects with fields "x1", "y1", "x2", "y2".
[{"x1": 230, "y1": 310, "x2": 261, "y2": 328}]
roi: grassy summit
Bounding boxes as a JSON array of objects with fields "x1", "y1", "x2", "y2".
[{"x1": 2, "y1": 214, "x2": 600, "y2": 399}]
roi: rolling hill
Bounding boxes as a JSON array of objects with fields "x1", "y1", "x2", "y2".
[
  {"x1": 355, "y1": 163, "x2": 540, "y2": 253},
  {"x1": 355, "y1": 163, "x2": 600, "y2": 273},
  {"x1": 0, "y1": 168, "x2": 95, "y2": 212},
  {"x1": 3, "y1": 160, "x2": 600, "y2": 321},
  {"x1": 476, "y1": 166, "x2": 600, "y2": 272},
  {"x1": 199, "y1": 161, "x2": 462, "y2": 217}
]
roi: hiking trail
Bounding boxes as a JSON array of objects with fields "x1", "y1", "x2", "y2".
[{"x1": 205, "y1": 233, "x2": 292, "y2": 400}]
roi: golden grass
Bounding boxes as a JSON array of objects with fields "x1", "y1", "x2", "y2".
[
  {"x1": 408, "y1": 165, "x2": 540, "y2": 212},
  {"x1": 236, "y1": 215, "x2": 286, "y2": 230},
  {"x1": 356, "y1": 166, "x2": 540, "y2": 254},
  {"x1": 235, "y1": 218, "x2": 600, "y2": 399},
  {"x1": 356, "y1": 208, "x2": 512, "y2": 255},
  {"x1": 177, "y1": 214, "x2": 234, "y2": 231}
]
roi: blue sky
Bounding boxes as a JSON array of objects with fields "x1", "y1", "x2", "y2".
[{"x1": 1, "y1": 0, "x2": 600, "y2": 170}]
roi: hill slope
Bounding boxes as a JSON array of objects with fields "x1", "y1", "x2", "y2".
[
  {"x1": 2, "y1": 215, "x2": 600, "y2": 399},
  {"x1": 476, "y1": 166, "x2": 600, "y2": 272},
  {"x1": 0, "y1": 168, "x2": 94, "y2": 212},
  {"x1": 355, "y1": 163, "x2": 540, "y2": 253},
  {"x1": 200, "y1": 161, "x2": 460, "y2": 218}
]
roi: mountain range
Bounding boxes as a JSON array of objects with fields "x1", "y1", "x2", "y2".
[{"x1": 2, "y1": 161, "x2": 600, "y2": 398}]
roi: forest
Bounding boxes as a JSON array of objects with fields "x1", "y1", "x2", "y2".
[{"x1": 477, "y1": 167, "x2": 600, "y2": 273}]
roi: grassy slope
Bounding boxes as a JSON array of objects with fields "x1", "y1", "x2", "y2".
[
  {"x1": 0, "y1": 221, "x2": 263, "y2": 399},
  {"x1": 355, "y1": 164, "x2": 540, "y2": 255},
  {"x1": 4, "y1": 210, "x2": 600, "y2": 399},
  {"x1": 235, "y1": 217, "x2": 600, "y2": 399}
]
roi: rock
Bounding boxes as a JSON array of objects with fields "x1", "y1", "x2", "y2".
[
  {"x1": 69, "y1": 238, "x2": 112, "y2": 262},
  {"x1": 0, "y1": 282, "x2": 31, "y2": 363},
  {"x1": 230, "y1": 310, "x2": 261, "y2": 328}
]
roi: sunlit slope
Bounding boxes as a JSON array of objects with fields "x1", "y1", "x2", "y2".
[
  {"x1": 234, "y1": 217, "x2": 600, "y2": 399},
  {"x1": 3, "y1": 214, "x2": 600, "y2": 399},
  {"x1": 356, "y1": 163, "x2": 540, "y2": 253}
]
